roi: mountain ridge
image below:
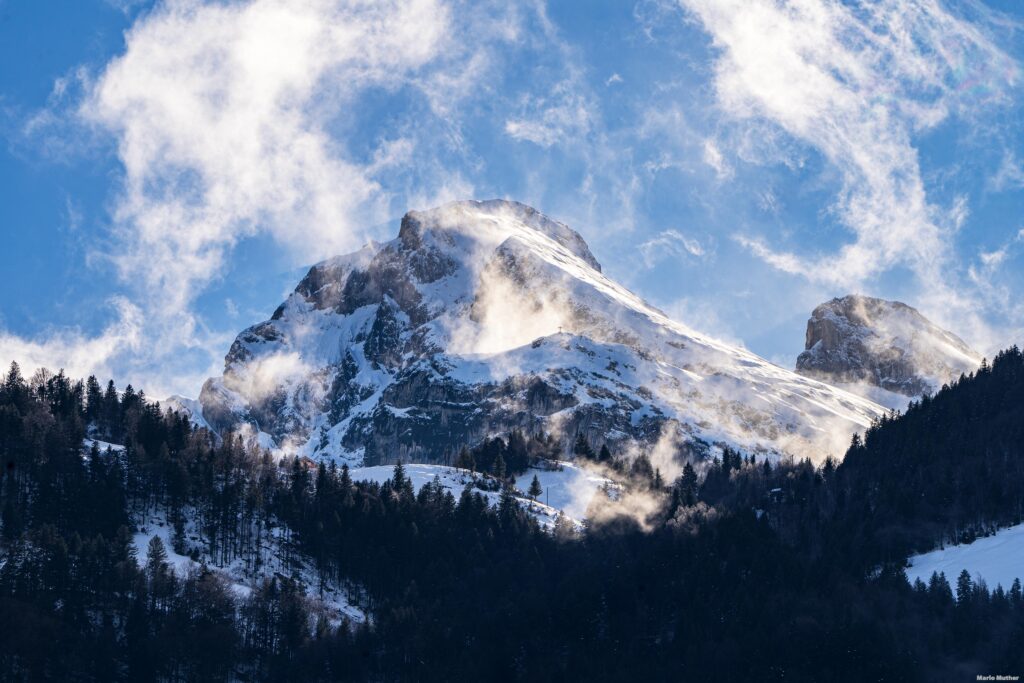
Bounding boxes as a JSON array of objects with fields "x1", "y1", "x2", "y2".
[{"x1": 195, "y1": 199, "x2": 886, "y2": 465}]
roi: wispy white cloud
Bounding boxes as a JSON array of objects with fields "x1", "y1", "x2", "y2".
[
  {"x1": 989, "y1": 151, "x2": 1024, "y2": 192},
  {"x1": 4, "y1": 0, "x2": 529, "y2": 396},
  {"x1": 504, "y1": 83, "x2": 594, "y2": 147},
  {"x1": 83, "y1": 0, "x2": 458, "y2": 315},
  {"x1": 639, "y1": 229, "x2": 709, "y2": 268},
  {"x1": 701, "y1": 138, "x2": 731, "y2": 180},
  {"x1": 678, "y1": 0, "x2": 1018, "y2": 348},
  {"x1": 0, "y1": 298, "x2": 143, "y2": 385}
]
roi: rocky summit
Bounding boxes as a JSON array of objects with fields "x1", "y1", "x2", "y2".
[
  {"x1": 195, "y1": 199, "x2": 885, "y2": 466},
  {"x1": 795, "y1": 294, "x2": 982, "y2": 398}
]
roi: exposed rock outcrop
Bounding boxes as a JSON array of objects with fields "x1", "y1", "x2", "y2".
[{"x1": 796, "y1": 294, "x2": 982, "y2": 397}]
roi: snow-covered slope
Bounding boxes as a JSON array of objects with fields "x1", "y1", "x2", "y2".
[
  {"x1": 796, "y1": 295, "x2": 981, "y2": 398},
  {"x1": 197, "y1": 199, "x2": 885, "y2": 466},
  {"x1": 163, "y1": 394, "x2": 213, "y2": 431},
  {"x1": 132, "y1": 506, "x2": 366, "y2": 624},
  {"x1": 907, "y1": 523, "x2": 1024, "y2": 593},
  {"x1": 80, "y1": 439, "x2": 366, "y2": 624},
  {"x1": 349, "y1": 462, "x2": 611, "y2": 528}
]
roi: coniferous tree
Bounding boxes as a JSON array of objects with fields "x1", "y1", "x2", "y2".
[
  {"x1": 85, "y1": 375, "x2": 103, "y2": 425},
  {"x1": 528, "y1": 475, "x2": 543, "y2": 501},
  {"x1": 679, "y1": 462, "x2": 698, "y2": 506},
  {"x1": 492, "y1": 453, "x2": 507, "y2": 481},
  {"x1": 573, "y1": 433, "x2": 595, "y2": 460},
  {"x1": 455, "y1": 446, "x2": 475, "y2": 472},
  {"x1": 146, "y1": 535, "x2": 169, "y2": 577},
  {"x1": 957, "y1": 569, "x2": 974, "y2": 605}
]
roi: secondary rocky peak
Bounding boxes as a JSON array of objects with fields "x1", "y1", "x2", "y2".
[{"x1": 796, "y1": 294, "x2": 982, "y2": 397}]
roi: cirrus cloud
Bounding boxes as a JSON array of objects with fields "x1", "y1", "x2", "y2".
[{"x1": 678, "y1": 0, "x2": 1018, "y2": 344}]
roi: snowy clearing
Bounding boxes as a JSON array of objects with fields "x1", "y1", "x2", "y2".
[
  {"x1": 82, "y1": 438, "x2": 126, "y2": 453},
  {"x1": 907, "y1": 523, "x2": 1024, "y2": 591},
  {"x1": 349, "y1": 461, "x2": 614, "y2": 528}
]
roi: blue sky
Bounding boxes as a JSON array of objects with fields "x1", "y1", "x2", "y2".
[{"x1": 1, "y1": 0, "x2": 1023, "y2": 398}]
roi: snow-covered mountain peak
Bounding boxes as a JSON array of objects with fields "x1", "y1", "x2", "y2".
[
  {"x1": 795, "y1": 294, "x2": 982, "y2": 399},
  {"x1": 196, "y1": 201, "x2": 888, "y2": 467},
  {"x1": 400, "y1": 199, "x2": 603, "y2": 273}
]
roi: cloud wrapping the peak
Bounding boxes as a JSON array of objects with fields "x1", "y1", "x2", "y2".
[
  {"x1": 84, "y1": 0, "x2": 454, "y2": 314},
  {"x1": 3, "y1": 0, "x2": 533, "y2": 396}
]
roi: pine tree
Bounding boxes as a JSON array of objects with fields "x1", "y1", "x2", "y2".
[
  {"x1": 928, "y1": 571, "x2": 954, "y2": 606},
  {"x1": 455, "y1": 446, "x2": 475, "y2": 472},
  {"x1": 3, "y1": 360, "x2": 22, "y2": 393},
  {"x1": 956, "y1": 569, "x2": 974, "y2": 604},
  {"x1": 147, "y1": 535, "x2": 169, "y2": 577},
  {"x1": 339, "y1": 463, "x2": 354, "y2": 507},
  {"x1": 598, "y1": 444, "x2": 612, "y2": 464},
  {"x1": 85, "y1": 375, "x2": 103, "y2": 425},
  {"x1": 102, "y1": 380, "x2": 120, "y2": 439},
  {"x1": 553, "y1": 512, "x2": 575, "y2": 541},
  {"x1": 680, "y1": 462, "x2": 698, "y2": 506},
  {"x1": 392, "y1": 460, "x2": 413, "y2": 497},
  {"x1": 492, "y1": 453, "x2": 507, "y2": 481},
  {"x1": 573, "y1": 433, "x2": 595, "y2": 460},
  {"x1": 630, "y1": 454, "x2": 654, "y2": 485},
  {"x1": 498, "y1": 480, "x2": 517, "y2": 520},
  {"x1": 528, "y1": 474, "x2": 543, "y2": 501},
  {"x1": 506, "y1": 429, "x2": 529, "y2": 473}
]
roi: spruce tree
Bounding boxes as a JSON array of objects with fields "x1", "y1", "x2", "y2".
[
  {"x1": 573, "y1": 433, "x2": 595, "y2": 460},
  {"x1": 455, "y1": 446, "x2": 475, "y2": 472},
  {"x1": 528, "y1": 474, "x2": 543, "y2": 501},
  {"x1": 680, "y1": 462, "x2": 698, "y2": 506},
  {"x1": 492, "y1": 453, "x2": 507, "y2": 481},
  {"x1": 85, "y1": 375, "x2": 103, "y2": 425},
  {"x1": 147, "y1": 535, "x2": 169, "y2": 577},
  {"x1": 956, "y1": 569, "x2": 974, "y2": 604},
  {"x1": 392, "y1": 460, "x2": 413, "y2": 497}
]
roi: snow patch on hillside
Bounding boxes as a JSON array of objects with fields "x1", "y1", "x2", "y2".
[
  {"x1": 82, "y1": 438, "x2": 127, "y2": 454},
  {"x1": 514, "y1": 462, "x2": 613, "y2": 520},
  {"x1": 907, "y1": 523, "x2": 1024, "y2": 591},
  {"x1": 349, "y1": 461, "x2": 615, "y2": 527},
  {"x1": 132, "y1": 507, "x2": 367, "y2": 624}
]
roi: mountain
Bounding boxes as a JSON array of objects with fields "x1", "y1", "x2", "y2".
[
  {"x1": 196, "y1": 199, "x2": 885, "y2": 466},
  {"x1": 795, "y1": 294, "x2": 982, "y2": 398}
]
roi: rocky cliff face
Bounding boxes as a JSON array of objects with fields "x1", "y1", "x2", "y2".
[
  {"x1": 795, "y1": 295, "x2": 982, "y2": 397},
  {"x1": 195, "y1": 199, "x2": 886, "y2": 466}
]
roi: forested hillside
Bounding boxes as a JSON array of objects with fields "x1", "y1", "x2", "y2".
[
  {"x1": 837, "y1": 347, "x2": 1024, "y2": 560},
  {"x1": 1, "y1": 356, "x2": 1024, "y2": 681}
]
